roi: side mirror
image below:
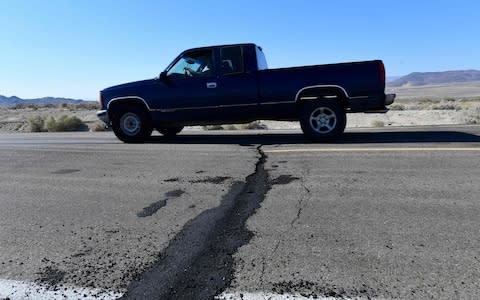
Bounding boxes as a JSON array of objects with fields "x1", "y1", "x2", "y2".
[{"x1": 159, "y1": 71, "x2": 167, "y2": 82}]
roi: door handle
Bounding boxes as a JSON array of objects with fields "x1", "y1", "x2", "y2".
[{"x1": 206, "y1": 82, "x2": 217, "y2": 89}]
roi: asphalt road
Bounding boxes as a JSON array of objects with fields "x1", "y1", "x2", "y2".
[{"x1": 0, "y1": 126, "x2": 479, "y2": 300}]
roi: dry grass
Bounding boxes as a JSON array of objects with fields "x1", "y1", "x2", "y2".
[
  {"x1": 202, "y1": 124, "x2": 224, "y2": 130},
  {"x1": 370, "y1": 119, "x2": 385, "y2": 127},
  {"x1": 202, "y1": 121, "x2": 267, "y2": 131},
  {"x1": 398, "y1": 98, "x2": 476, "y2": 111},
  {"x1": 463, "y1": 106, "x2": 480, "y2": 124},
  {"x1": 89, "y1": 121, "x2": 108, "y2": 132},
  {"x1": 388, "y1": 103, "x2": 405, "y2": 111},
  {"x1": 11, "y1": 102, "x2": 99, "y2": 111}
]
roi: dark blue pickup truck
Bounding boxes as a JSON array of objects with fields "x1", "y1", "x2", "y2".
[{"x1": 97, "y1": 43, "x2": 395, "y2": 142}]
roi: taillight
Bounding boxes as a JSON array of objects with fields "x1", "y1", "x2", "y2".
[
  {"x1": 378, "y1": 61, "x2": 385, "y2": 85},
  {"x1": 98, "y1": 92, "x2": 103, "y2": 108}
]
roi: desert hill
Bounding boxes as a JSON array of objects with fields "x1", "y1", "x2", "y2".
[
  {"x1": 389, "y1": 70, "x2": 480, "y2": 87},
  {"x1": 0, "y1": 95, "x2": 93, "y2": 108}
]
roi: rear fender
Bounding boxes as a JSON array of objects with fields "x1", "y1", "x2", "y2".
[{"x1": 295, "y1": 85, "x2": 349, "y2": 108}]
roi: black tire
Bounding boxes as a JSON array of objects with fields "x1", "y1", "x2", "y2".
[
  {"x1": 157, "y1": 126, "x2": 184, "y2": 137},
  {"x1": 300, "y1": 100, "x2": 346, "y2": 140},
  {"x1": 111, "y1": 105, "x2": 152, "y2": 143}
]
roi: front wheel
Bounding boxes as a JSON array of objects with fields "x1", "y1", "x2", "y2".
[
  {"x1": 111, "y1": 106, "x2": 152, "y2": 143},
  {"x1": 157, "y1": 126, "x2": 184, "y2": 137},
  {"x1": 300, "y1": 100, "x2": 346, "y2": 140}
]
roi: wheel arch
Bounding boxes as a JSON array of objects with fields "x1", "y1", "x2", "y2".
[
  {"x1": 107, "y1": 96, "x2": 150, "y2": 118},
  {"x1": 107, "y1": 96, "x2": 150, "y2": 110},
  {"x1": 295, "y1": 85, "x2": 349, "y2": 108}
]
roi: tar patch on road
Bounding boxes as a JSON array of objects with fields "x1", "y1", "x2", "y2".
[
  {"x1": 164, "y1": 177, "x2": 179, "y2": 182},
  {"x1": 164, "y1": 176, "x2": 232, "y2": 184},
  {"x1": 270, "y1": 175, "x2": 300, "y2": 185},
  {"x1": 165, "y1": 189, "x2": 185, "y2": 198},
  {"x1": 122, "y1": 146, "x2": 270, "y2": 300},
  {"x1": 189, "y1": 176, "x2": 232, "y2": 184},
  {"x1": 50, "y1": 169, "x2": 80, "y2": 174},
  {"x1": 137, "y1": 189, "x2": 186, "y2": 218}
]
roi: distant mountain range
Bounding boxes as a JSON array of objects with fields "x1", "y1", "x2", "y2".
[
  {"x1": 388, "y1": 70, "x2": 480, "y2": 87},
  {"x1": 0, "y1": 95, "x2": 94, "y2": 108}
]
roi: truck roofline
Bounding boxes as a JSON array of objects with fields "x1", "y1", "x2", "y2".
[{"x1": 180, "y1": 43, "x2": 260, "y2": 53}]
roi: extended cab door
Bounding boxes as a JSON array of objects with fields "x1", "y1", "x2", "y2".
[
  {"x1": 149, "y1": 48, "x2": 218, "y2": 122},
  {"x1": 213, "y1": 45, "x2": 259, "y2": 121}
]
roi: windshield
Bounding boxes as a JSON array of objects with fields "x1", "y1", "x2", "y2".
[{"x1": 167, "y1": 49, "x2": 214, "y2": 79}]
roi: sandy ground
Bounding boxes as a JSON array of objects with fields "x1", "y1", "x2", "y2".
[{"x1": 0, "y1": 99, "x2": 479, "y2": 132}]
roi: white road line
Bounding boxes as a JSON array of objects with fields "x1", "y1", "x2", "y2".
[
  {"x1": 264, "y1": 147, "x2": 480, "y2": 153},
  {"x1": 0, "y1": 279, "x2": 122, "y2": 300},
  {"x1": 216, "y1": 292, "x2": 355, "y2": 300}
]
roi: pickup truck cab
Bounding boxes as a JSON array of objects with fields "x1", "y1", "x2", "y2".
[{"x1": 97, "y1": 43, "x2": 395, "y2": 142}]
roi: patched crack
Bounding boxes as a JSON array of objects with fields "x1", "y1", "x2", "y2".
[
  {"x1": 121, "y1": 145, "x2": 271, "y2": 299},
  {"x1": 137, "y1": 189, "x2": 186, "y2": 218}
]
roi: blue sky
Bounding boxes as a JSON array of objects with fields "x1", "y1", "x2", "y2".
[{"x1": 0, "y1": 0, "x2": 478, "y2": 100}]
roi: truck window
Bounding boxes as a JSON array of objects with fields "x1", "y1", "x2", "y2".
[
  {"x1": 256, "y1": 46, "x2": 268, "y2": 70},
  {"x1": 167, "y1": 49, "x2": 214, "y2": 79},
  {"x1": 221, "y1": 46, "x2": 244, "y2": 75}
]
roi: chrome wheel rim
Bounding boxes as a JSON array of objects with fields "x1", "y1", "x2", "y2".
[
  {"x1": 309, "y1": 107, "x2": 337, "y2": 134},
  {"x1": 120, "y1": 113, "x2": 141, "y2": 136}
]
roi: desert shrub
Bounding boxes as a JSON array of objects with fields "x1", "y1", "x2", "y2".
[
  {"x1": 202, "y1": 121, "x2": 267, "y2": 130},
  {"x1": 370, "y1": 119, "x2": 385, "y2": 127},
  {"x1": 431, "y1": 103, "x2": 458, "y2": 110},
  {"x1": 463, "y1": 106, "x2": 480, "y2": 124},
  {"x1": 45, "y1": 114, "x2": 86, "y2": 132},
  {"x1": 89, "y1": 121, "x2": 107, "y2": 132},
  {"x1": 388, "y1": 103, "x2": 405, "y2": 111},
  {"x1": 74, "y1": 102, "x2": 100, "y2": 110},
  {"x1": 58, "y1": 103, "x2": 69, "y2": 109},
  {"x1": 12, "y1": 104, "x2": 26, "y2": 110},
  {"x1": 418, "y1": 98, "x2": 436, "y2": 105},
  {"x1": 202, "y1": 125, "x2": 224, "y2": 130},
  {"x1": 223, "y1": 124, "x2": 238, "y2": 130},
  {"x1": 239, "y1": 121, "x2": 268, "y2": 130},
  {"x1": 27, "y1": 115, "x2": 46, "y2": 132},
  {"x1": 25, "y1": 103, "x2": 40, "y2": 110}
]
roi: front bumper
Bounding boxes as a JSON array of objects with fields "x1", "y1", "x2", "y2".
[
  {"x1": 96, "y1": 110, "x2": 110, "y2": 125},
  {"x1": 385, "y1": 93, "x2": 396, "y2": 105}
]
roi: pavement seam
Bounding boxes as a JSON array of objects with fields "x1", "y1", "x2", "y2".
[{"x1": 120, "y1": 145, "x2": 271, "y2": 300}]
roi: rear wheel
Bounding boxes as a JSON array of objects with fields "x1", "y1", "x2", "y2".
[
  {"x1": 157, "y1": 126, "x2": 184, "y2": 137},
  {"x1": 300, "y1": 100, "x2": 346, "y2": 140},
  {"x1": 111, "y1": 106, "x2": 152, "y2": 143}
]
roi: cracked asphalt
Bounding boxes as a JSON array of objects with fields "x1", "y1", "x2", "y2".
[{"x1": 1, "y1": 126, "x2": 480, "y2": 299}]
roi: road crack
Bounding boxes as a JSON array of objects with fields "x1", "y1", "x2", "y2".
[
  {"x1": 259, "y1": 239, "x2": 282, "y2": 286},
  {"x1": 121, "y1": 145, "x2": 271, "y2": 300},
  {"x1": 290, "y1": 170, "x2": 311, "y2": 227}
]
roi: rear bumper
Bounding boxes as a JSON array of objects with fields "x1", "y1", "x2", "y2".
[
  {"x1": 385, "y1": 93, "x2": 396, "y2": 105},
  {"x1": 96, "y1": 110, "x2": 110, "y2": 125},
  {"x1": 348, "y1": 93, "x2": 396, "y2": 113}
]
